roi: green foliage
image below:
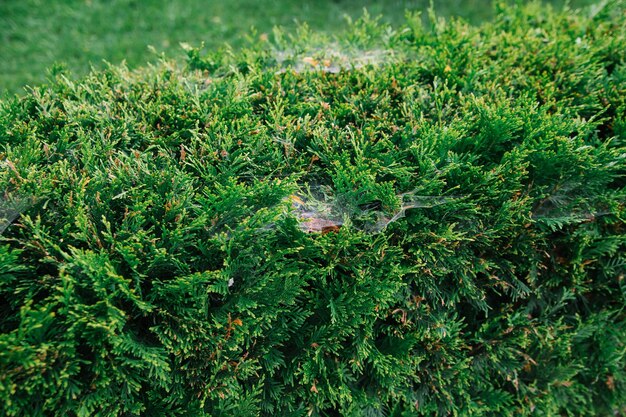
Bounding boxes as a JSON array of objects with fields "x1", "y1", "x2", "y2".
[
  {"x1": 1, "y1": 2, "x2": 625, "y2": 416},
  {"x1": 0, "y1": 0, "x2": 599, "y2": 95}
]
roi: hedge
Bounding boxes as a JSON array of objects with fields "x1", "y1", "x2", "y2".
[{"x1": 1, "y1": 2, "x2": 625, "y2": 416}]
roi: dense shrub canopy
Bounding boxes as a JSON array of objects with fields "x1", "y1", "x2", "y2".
[{"x1": 1, "y1": 2, "x2": 625, "y2": 416}]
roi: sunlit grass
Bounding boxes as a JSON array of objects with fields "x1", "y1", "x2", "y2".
[{"x1": 0, "y1": 0, "x2": 597, "y2": 94}]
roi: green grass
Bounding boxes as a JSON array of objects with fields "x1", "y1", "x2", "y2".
[
  {"x1": 1, "y1": 1, "x2": 625, "y2": 415},
  {"x1": 1, "y1": 0, "x2": 598, "y2": 95}
]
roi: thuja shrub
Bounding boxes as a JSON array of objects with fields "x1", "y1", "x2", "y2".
[{"x1": 1, "y1": 2, "x2": 625, "y2": 416}]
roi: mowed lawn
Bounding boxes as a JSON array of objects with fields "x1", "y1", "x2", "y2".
[{"x1": 1, "y1": 0, "x2": 597, "y2": 95}]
